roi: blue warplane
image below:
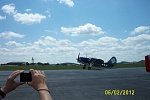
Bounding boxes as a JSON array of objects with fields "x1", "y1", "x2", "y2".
[{"x1": 76, "y1": 53, "x2": 117, "y2": 70}]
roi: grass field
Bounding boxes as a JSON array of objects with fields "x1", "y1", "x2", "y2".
[{"x1": 0, "y1": 63, "x2": 145, "y2": 71}]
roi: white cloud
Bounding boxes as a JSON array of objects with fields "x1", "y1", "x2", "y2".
[
  {"x1": 61, "y1": 23, "x2": 105, "y2": 36},
  {"x1": 1, "y1": 27, "x2": 150, "y2": 63},
  {"x1": 0, "y1": 31, "x2": 25, "y2": 39},
  {"x1": 5, "y1": 41, "x2": 23, "y2": 47},
  {"x1": 57, "y1": 0, "x2": 74, "y2": 7},
  {"x1": 1, "y1": 3, "x2": 17, "y2": 15},
  {"x1": 34, "y1": 36, "x2": 57, "y2": 46},
  {"x1": 0, "y1": 35, "x2": 78, "y2": 63},
  {"x1": 57, "y1": 39, "x2": 72, "y2": 46},
  {"x1": 0, "y1": 34, "x2": 150, "y2": 63},
  {"x1": 13, "y1": 13, "x2": 46, "y2": 25},
  {"x1": 32, "y1": 36, "x2": 77, "y2": 62},
  {"x1": 0, "y1": 15, "x2": 6, "y2": 20},
  {"x1": 25, "y1": 9, "x2": 31, "y2": 12},
  {"x1": 121, "y1": 34, "x2": 150, "y2": 45},
  {"x1": 131, "y1": 26, "x2": 150, "y2": 34},
  {"x1": 2, "y1": 3, "x2": 46, "y2": 25},
  {"x1": 34, "y1": 36, "x2": 73, "y2": 47},
  {"x1": 77, "y1": 36, "x2": 120, "y2": 57},
  {"x1": 76, "y1": 34, "x2": 150, "y2": 62}
]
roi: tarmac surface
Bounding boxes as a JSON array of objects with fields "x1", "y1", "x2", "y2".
[{"x1": 0, "y1": 67, "x2": 150, "y2": 100}]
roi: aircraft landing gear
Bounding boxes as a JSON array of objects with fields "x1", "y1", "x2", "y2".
[
  {"x1": 82, "y1": 65, "x2": 91, "y2": 70},
  {"x1": 88, "y1": 67, "x2": 91, "y2": 70},
  {"x1": 83, "y1": 65, "x2": 86, "y2": 69},
  {"x1": 83, "y1": 66, "x2": 86, "y2": 69}
]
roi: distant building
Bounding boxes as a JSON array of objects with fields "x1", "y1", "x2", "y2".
[{"x1": 7, "y1": 62, "x2": 26, "y2": 66}]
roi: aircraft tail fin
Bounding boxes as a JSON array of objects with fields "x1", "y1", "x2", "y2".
[
  {"x1": 101, "y1": 57, "x2": 117, "y2": 67},
  {"x1": 107, "y1": 56, "x2": 117, "y2": 67},
  {"x1": 145, "y1": 55, "x2": 150, "y2": 72}
]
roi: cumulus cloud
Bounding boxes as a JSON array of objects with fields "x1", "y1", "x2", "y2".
[
  {"x1": 61, "y1": 23, "x2": 105, "y2": 36},
  {"x1": 57, "y1": 0, "x2": 74, "y2": 7},
  {"x1": 5, "y1": 41, "x2": 23, "y2": 47},
  {"x1": 0, "y1": 26, "x2": 150, "y2": 63},
  {"x1": 0, "y1": 15, "x2": 6, "y2": 20},
  {"x1": 1, "y1": 4, "x2": 46, "y2": 25},
  {"x1": 131, "y1": 26, "x2": 150, "y2": 34},
  {"x1": 13, "y1": 13, "x2": 46, "y2": 25},
  {"x1": 34, "y1": 36, "x2": 57, "y2": 46},
  {"x1": 1, "y1": 3, "x2": 17, "y2": 15},
  {"x1": 78, "y1": 36, "x2": 118, "y2": 47},
  {"x1": 0, "y1": 31, "x2": 25, "y2": 39},
  {"x1": 76, "y1": 34, "x2": 150, "y2": 62},
  {"x1": 57, "y1": 39, "x2": 72, "y2": 46},
  {"x1": 0, "y1": 35, "x2": 77, "y2": 63},
  {"x1": 0, "y1": 33, "x2": 150, "y2": 63},
  {"x1": 77, "y1": 36, "x2": 120, "y2": 57},
  {"x1": 121, "y1": 34, "x2": 150, "y2": 45},
  {"x1": 34, "y1": 36, "x2": 73, "y2": 47}
]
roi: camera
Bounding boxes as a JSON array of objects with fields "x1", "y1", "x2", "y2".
[{"x1": 20, "y1": 73, "x2": 32, "y2": 82}]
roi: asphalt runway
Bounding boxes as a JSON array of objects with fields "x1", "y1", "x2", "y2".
[{"x1": 0, "y1": 67, "x2": 150, "y2": 100}]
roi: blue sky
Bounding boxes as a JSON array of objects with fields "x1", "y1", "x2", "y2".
[{"x1": 0, "y1": 0, "x2": 150, "y2": 64}]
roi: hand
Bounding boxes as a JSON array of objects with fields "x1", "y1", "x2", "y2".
[
  {"x1": 1, "y1": 70, "x2": 25, "y2": 94},
  {"x1": 27, "y1": 69, "x2": 48, "y2": 90}
]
